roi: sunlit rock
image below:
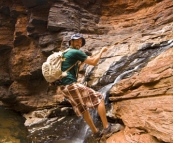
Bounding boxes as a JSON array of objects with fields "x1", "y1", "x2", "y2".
[
  {"x1": 109, "y1": 48, "x2": 173, "y2": 142},
  {"x1": 0, "y1": 0, "x2": 173, "y2": 142}
]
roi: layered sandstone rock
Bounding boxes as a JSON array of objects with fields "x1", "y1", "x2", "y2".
[
  {"x1": 0, "y1": 0, "x2": 173, "y2": 142},
  {"x1": 109, "y1": 48, "x2": 173, "y2": 143}
]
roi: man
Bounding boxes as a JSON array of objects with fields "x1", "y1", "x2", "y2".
[{"x1": 60, "y1": 33, "x2": 111, "y2": 140}]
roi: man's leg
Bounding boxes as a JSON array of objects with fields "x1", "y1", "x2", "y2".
[
  {"x1": 97, "y1": 99, "x2": 109, "y2": 129},
  {"x1": 83, "y1": 110, "x2": 98, "y2": 133}
]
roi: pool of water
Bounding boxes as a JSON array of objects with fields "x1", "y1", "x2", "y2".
[
  {"x1": 0, "y1": 106, "x2": 30, "y2": 143},
  {"x1": 27, "y1": 114, "x2": 99, "y2": 143},
  {"x1": 0, "y1": 105, "x2": 102, "y2": 143}
]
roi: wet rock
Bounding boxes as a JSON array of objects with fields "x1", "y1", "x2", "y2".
[
  {"x1": 0, "y1": 0, "x2": 173, "y2": 142},
  {"x1": 110, "y1": 48, "x2": 173, "y2": 143}
]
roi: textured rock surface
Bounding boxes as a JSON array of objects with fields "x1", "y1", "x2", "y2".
[
  {"x1": 110, "y1": 48, "x2": 173, "y2": 143},
  {"x1": 106, "y1": 127, "x2": 161, "y2": 143},
  {"x1": 0, "y1": 0, "x2": 173, "y2": 142}
]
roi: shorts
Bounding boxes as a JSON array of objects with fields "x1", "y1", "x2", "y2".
[{"x1": 60, "y1": 82, "x2": 103, "y2": 116}]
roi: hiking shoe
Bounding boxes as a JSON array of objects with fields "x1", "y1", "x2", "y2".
[
  {"x1": 102, "y1": 123, "x2": 111, "y2": 135},
  {"x1": 92, "y1": 130, "x2": 103, "y2": 141}
]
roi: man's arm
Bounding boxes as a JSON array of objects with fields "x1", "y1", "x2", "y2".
[{"x1": 84, "y1": 47, "x2": 108, "y2": 66}]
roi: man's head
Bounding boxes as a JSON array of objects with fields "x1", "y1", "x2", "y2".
[{"x1": 69, "y1": 33, "x2": 86, "y2": 49}]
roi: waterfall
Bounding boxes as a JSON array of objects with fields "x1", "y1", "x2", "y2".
[
  {"x1": 27, "y1": 39, "x2": 173, "y2": 143},
  {"x1": 56, "y1": 65, "x2": 143, "y2": 143},
  {"x1": 99, "y1": 63, "x2": 143, "y2": 104},
  {"x1": 53, "y1": 63, "x2": 149, "y2": 143}
]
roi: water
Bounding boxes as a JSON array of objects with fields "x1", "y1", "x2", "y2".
[
  {"x1": 99, "y1": 64, "x2": 143, "y2": 104},
  {"x1": 0, "y1": 105, "x2": 29, "y2": 143},
  {"x1": 2, "y1": 40, "x2": 173, "y2": 143},
  {"x1": 27, "y1": 114, "x2": 97, "y2": 143},
  {"x1": 26, "y1": 65, "x2": 143, "y2": 143},
  {"x1": 0, "y1": 67, "x2": 130, "y2": 143}
]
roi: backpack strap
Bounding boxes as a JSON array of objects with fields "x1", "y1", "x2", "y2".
[
  {"x1": 64, "y1": 61, "x2": 78, "y2": 73},
  {"x1": 62, "y1": 48, "x2": 71, "y2": 53},
  {"x1": 62, "y1": 48, "x2": 79, "y2": 79},
  {"x1": 62, "y1": 48, "x2": 79, "y2": 77}
]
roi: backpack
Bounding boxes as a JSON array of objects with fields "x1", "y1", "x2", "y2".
[{"x1": 42, "y1": 49, "x2": 76, "y2": 83}]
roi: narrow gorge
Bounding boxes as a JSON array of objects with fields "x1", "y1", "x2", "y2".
[{"x1": 0, "y1": 0, "x2": 173, "y2": 143}]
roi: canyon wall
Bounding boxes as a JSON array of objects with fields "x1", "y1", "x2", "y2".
[{"x1": 0, "y1": 0, "x2": 173, "y2": 142}]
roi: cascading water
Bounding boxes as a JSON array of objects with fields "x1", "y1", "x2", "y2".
[
  {"x1": 2, "y1": 39, "x2": 173, "y2": 143},
  {"x1": 51, "y1": 65, "x2": 144, "y2": 143},
  {"x1": 99, "y1": 63, "x2": 143, "y2": 104},
  {"x1": 26, "y1": 40, "x2": 173, "y2": 143}
]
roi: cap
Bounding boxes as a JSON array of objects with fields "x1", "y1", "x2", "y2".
[{"x1": 69, "y1": 33, "x2": 86, "y2": 47}]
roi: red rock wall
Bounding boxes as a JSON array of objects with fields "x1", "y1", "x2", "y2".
[{"x1": 0, "y1": 0, "x2": 173, "y2": 142}]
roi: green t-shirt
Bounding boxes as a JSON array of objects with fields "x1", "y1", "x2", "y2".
[{"x1": 61, "y1": 48, "x2": 88, "y2": 85}]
